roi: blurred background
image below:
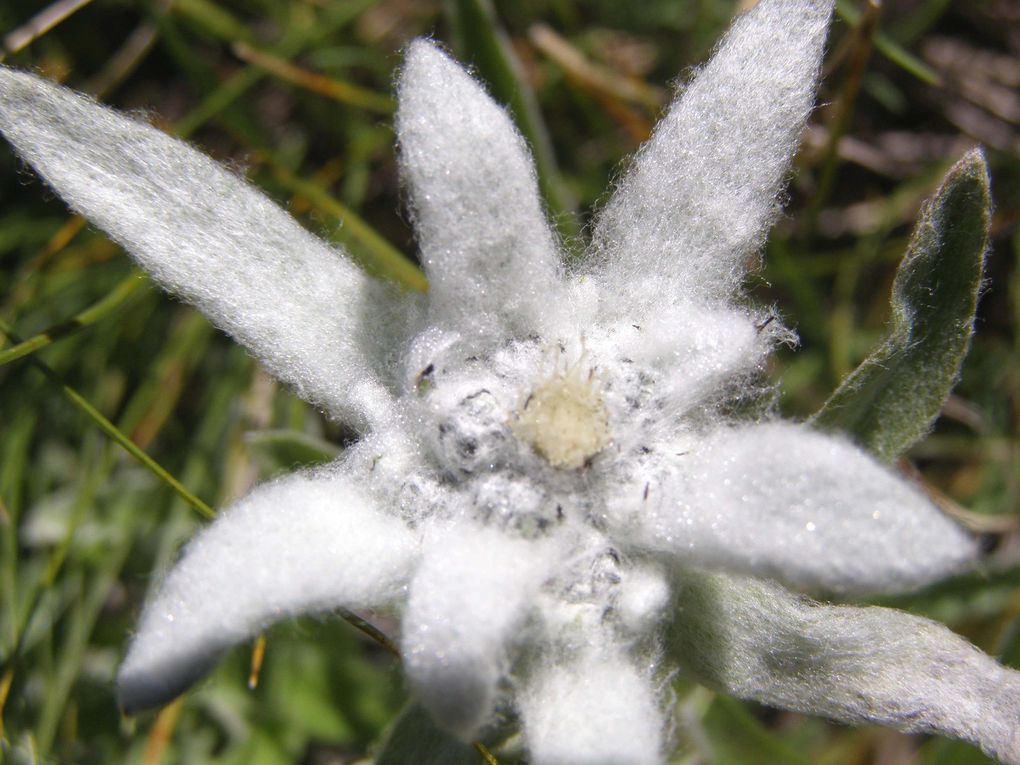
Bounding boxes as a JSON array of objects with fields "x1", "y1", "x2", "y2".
[{"x1": 0, "y1": 0, "x2": 1017, "y2": 762}]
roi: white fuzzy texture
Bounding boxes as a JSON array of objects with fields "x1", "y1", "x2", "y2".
[
  {"x1": 586, "y1": 301, "x2": 772, "y2": 418},
  {"x1": 0, "y1": 67, "x2": 394, "y2": 429},
  {"x1": 397, "y1": 41, "x2": 566, "y2": 339},
  {"x1": 117, "y1": 469, "x2": 418, "y2": 713},
  {"x1": 520, "y1": 650, "x2": 663, "y2": 765},
  {"x1": 590, "y1": 0, "x2": 832, "y2": 318},
  {"x1": 401, "y1": 524, "x2": 553, "y2": 737},
  {"x1": 1, "y1": 0, "x2": 1008, "y2": 761},
  {"x1": 671, "y1": 571, "x2": 1020, "y2": 765},
  {"x1": 626, "y1": 422, "x2": 977, "y2": 593}
]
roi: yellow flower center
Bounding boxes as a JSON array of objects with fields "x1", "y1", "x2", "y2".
[{"x1": 512, "y1": 357, "x2": 610, "y2": 469}]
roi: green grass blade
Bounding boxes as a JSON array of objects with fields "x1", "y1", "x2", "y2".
[
  {"x1": 172, "y1": 0, "x2": 254, "y2": 45},
  {"x1": 267, "y1": 161, "x2": 427, "y2": 292},
  {"x1": 812, "y1": 150, "x2": 990, "y2": 462},
  {"x1": 34, "y1": 496, "x2": 140, "y2": 758},
  {"x1": 0, "y1": 318, "x2": 214, "y2": 519},
  {"x1": 244, "y1": 429, "x2": 342, "y2": 477},
  {"x1": 0, "y1": 274, "x2": 142, "y2": 368},
  {"x1": 835, "y1": 0, "x2": 941, "y2": 86},
  {"x1": 232, "y1": 42, "x2": 394, "y2": 114},
  {"x1": 704, "y1": 695, "x2": 814, "y2": 765}
]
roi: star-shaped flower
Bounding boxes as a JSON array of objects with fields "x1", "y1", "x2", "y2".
[{"x1": 1, "y1": 0, "x2": 1016, "y2": 762}]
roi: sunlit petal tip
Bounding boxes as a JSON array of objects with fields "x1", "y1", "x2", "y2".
[
  {"x1": 116, "y1": 470, "x2": 418, "y2": 712},
  {"x1": 396, "y1": 40, "x2": 564, "y2": 338},
  {"x1": 0, "y1": 66, "x2": 395, "y2": 427},
  {"x1": 629, "y1": 422, "x2": 976, "y2": 594},
  {"x1": 590, "y1": 0, "x2": 835, "y2": 316}
]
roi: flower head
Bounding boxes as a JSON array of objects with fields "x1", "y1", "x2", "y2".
[{"x1": 0, "y1": 0, "x2": 1014, "y2": 762}]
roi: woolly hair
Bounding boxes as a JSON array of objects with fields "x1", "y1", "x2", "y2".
[
  {"x1": 0, "y1": 68, "x2": 403, "y2": 431},
  {"x1": 670, "y1": 570, "x2": 1020, "y2": 765},
  {"x1": 117, "y1": 468, "x2": 418, "y2": 713},
  {"x1": 589, "y1": 0, "x2": 833, "y2": 320},
  {"x1": 624, "y1": 422, "x2": 977, "y2": 594}
]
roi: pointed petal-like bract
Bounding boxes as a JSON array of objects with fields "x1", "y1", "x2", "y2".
[
  {"x1": 589, "y1": 301, "x2": 774, "y2": 420},
  {"x1": 397, "y1": 41, "x2": 565, "y2": 339},
  {"x1": 117, "y1": 469, "x2": 417, "y2": 713},
  {"x1": 670, "y1": 570, "x2": 1020, "y2": 765},
  {"x1": 401, "y1": 524, "x2": 553, "y2": 738},
  {"x1": 519, "y1": 650, "x2": 663, "y2": 765},
  {"x1": 625, "y1": 422, "x2": 975, "y2": 593},
  {"x1": 0, "y1": 68, "x2": 394, "y2": 428},
  {"x1": 590, "y1": 0, "x2": 833, "y2": 317}
]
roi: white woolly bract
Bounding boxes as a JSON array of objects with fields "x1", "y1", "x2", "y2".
[
  {"x1": 117, "y1": 469, "x2": 418, "y2": 713},
  {"x1": 622, "y1": 422, "x2": 977, "y2": 593},
  {"x1": 520, "y1": 650, "x2": 664, "y2": 765},
  {"x1": 401, "y1": 525, "x2": 554, "y2": 737},
  {"x1": 396, "y1": 41, "x2": 566, "y2": 340},
  {"x1": 670, "y1": 571, "x2": 1020, "y2": 765},
  {"x1": 0, "y1": 67, "x2": 399, "y2": 430},
  {"x1": 585, "y1": 301, "x2": 774, "y2": 420},
  {"x1": 589, "y1": 0, "x2": 833, "y2": 319}
]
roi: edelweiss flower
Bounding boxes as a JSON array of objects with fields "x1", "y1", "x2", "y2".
[{"x1": 1, "y1": 0, "x2": 1015, "y2": 762}]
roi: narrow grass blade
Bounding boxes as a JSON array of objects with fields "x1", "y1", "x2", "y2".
[
  {"x1": 244, "y1": 428, "x2": 342, "y2": 477},
  {"x1": 268, "y1": 160, "x2": 427, "y2": 292},
  {"x1": 812, "y1": 150, "x2": 991, "y2": 461},
  {"x1": 835, "y1": 0, "x2": 941, "y2": 86},
  {"x1": 232, "y1": 42, "x2": 394, "y2": 114},
  {"x1": 0, "y1": 274, "x2": 143, "y2": 368},
  {"x1": 0, "y1": 318, "x2": 214, "y2": 519},
  {"x1": 171, "y1": 0, "x2": 253, "y2": 45}
]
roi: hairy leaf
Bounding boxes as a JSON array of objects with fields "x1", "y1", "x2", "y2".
[{"x1": 813, "y1": 149, "x2": 991, "y2": 461}]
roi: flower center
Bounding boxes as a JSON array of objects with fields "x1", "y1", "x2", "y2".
[{"x1": 512, "y1": 358, "x2": 610, "y2": 469}]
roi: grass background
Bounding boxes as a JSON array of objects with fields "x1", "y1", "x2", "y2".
[{"x1": 0, "y1": 0, "x2": 1017, "y2": 762}]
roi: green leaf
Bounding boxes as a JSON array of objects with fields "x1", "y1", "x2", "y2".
[
  {"x1": 0, "y1": 274, "x2": 143, "y2": 368},
  {"x1": 702, "y1": 695, "x2": 813, "y2": 765},
  {"x1": 374, "y1": 702, "x2": 481, "y2": 765},
  {"x1": 811, "y1": 150, "x2": 991, "y2": 462}
]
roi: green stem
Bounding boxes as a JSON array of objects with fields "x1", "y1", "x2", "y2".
[{"x1": 0, "y1": 275, "x2": 142, "y2": 368}]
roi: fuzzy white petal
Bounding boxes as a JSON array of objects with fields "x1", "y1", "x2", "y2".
[
  {"x1": 625, "y1": 422, "x2": 976, "y2": 593},
  {"x1": 592, "y1": 301, "x2": 771, "y2": 418},
  {"x1": 117, "y1": 468, "x2": 417, "y2": 713},
  {"x1": 670, "y1": 570, "x2": 1020, "y2": 765},
  {"x1": 520, "y1": 650, "x2": 664, "y2": 765},
  {"x1": 589, "y1": 0, "x2": 833, "y2": 317},
  {"x1": 396, "y1": 40, "x2": 565, "y2": 339},
  {"x1": 0, "y1": 67, "x2": 398, "y2": 428},
  {"x1": 402, "y1": 523, "x2": 554, "y2": 738}
]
